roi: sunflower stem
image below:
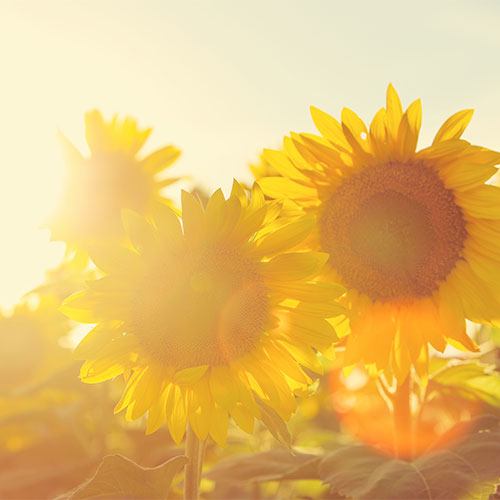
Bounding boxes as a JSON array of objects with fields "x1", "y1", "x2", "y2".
[
  {"x1": 184, "y1": 424, "x2": 205, "y2": 500},
  {"x1": 393, "y1": 375, "x2": 413, "y2": 459}
]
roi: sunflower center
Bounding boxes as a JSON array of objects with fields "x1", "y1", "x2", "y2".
[
  {"x1": 129, "y1": 246, "x2": 268, "y2": 368},
  {"x1": 319, "y1": 161, "x2": 467, "y2": 301}
]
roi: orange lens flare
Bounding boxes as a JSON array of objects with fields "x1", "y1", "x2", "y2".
[{"x1": 328, "y1": 369, "x2": 482, "y2": 458}]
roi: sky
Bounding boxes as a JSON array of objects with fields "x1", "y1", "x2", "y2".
[{"x1": 0, "y1": 0, "x2": 499, "y2": 308}]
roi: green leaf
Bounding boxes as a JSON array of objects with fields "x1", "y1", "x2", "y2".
[
  {"x1": 428, "y1": 414, "x2": 500, "y2": 452},
  {"x1": 205, "y1": 449, "x2": 320, "y2": 483},
  {"x1": 319, "y1": 415, "x2": 500, "y2": 500},
  {"x1": 256, "y1": 398, "x2": 292, "y2": 448},
  {"x1": 60, "y1": 454, "x2": 187, "y2": 500},
  {"x1": 429, "y1": 361, "x2": 500, "y2": 408},
  {"x1": 485, "y1": 326, "x2": 500, "y2": 347}
]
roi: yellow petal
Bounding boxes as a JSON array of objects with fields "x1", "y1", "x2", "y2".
[
  {"x1": 438, "y1": 162, "x2": 497, "y2": 191},
  {"x1": 454, "y1": 185, "x2": 500, "y2": 219},
  {"x1": 392, "y1": 332, "x2": 411, "y2": 384},
  {"x1": 433, "y1": 109, "x2": 474, "y2": 144},
  {"x1": 278, "y1": 310, "x2": 337, "y2": 347},
  {"x1": 447, "y1": 331, "x2": 479, "y2": 352},
  {"x1": 438, "y1": 279, "x2": 483, "y2": 350},
  {"x1": 122, "y1": 209, "x2": 157, "y2": 254},
  {"x1": 414, "y1": 345, "x2": 429, "y2": 386},
  {"x1": 464, "y1": 247, "x2": 500, "y2": 292},
  {"x1": 262, "y1": 149, "x2": 310, "y2": 182},
  {"x1": 84, "y1": 109, "x2": 105, "y2": 154},
  {"x1": 451, "y1": 260, "x2": 500, "y2": 321},
  {"x1": 209, "y1": 366, "x2": 238, "y2": 409},
  {"x1": 278, "y1": 340, "x2": 323, "y2": 373},
  {"x1": 258, "y1": 252, "x2": 328, "y2": 281},
  {"x1": 258, "y1": 177, "x2": 318, "y2": 200},
  {"x1": 435, "y1": 280, "x2": 467, "y2": 342},
  {"x1": 450, "y1": 146, "x2": 500, "y2": 166},
  {"x1": 310, "y1": 106, "x2": 351, "y2": 151},
  {"x1": 233, "y1": 373, "x2": 260, "y2": 417},
  {"x1": 174, "y1": 365, "x2": 209, "y2": 385},
  {"x1": 347, "y1": 311, "x2": 374, "y2": 366},
  {"x1": 209, "y1": 404, "x2": 228, "y2": 447},
  {"x1": 230, "y1": 404, "x2": 254, "y2": 434},
  {"x1": 74, "y1": 321, "x2": 123, "y2": 359},
  {"x1": 415, "y1": 298, "x2": 447, "y2": 352},
  {"x1": 188, "y1": 378, "x2": 212, "y2": 440},
  {"x1": 152, "y1": 202, "x2": 183, "y2": 248},
  {"x1": 220, "y1": 195, "x2": 242, "y2": 236},
  {"x1": 146, "y1": 386, "x2": 168, "y2": 435},
  {"x1": 166, "y1": 384, "x2": 188, "y2": 445},
  {"x1": 181, "y1": 190, "x2": 205, "y2": 243},
  {"x1": 299, "y1": 133, "x2": 348, "y2": 169},
  {"x1": 467, "y1": 219, "x2": 500, "y2": 247},
  {"x1": 268, "y1": 281, "x2": 345, "y2": 302},
  {"x1": 343, "y1": 330, "x2": 366, "y2": 368},
  {"x1": 249, "y1": 182, "x2": 266, "y2": 211},
  {"x1": 341, "y1": 107, "x2": 370, "y2": 156},
  {"x1": 369, "y1": 108, "x2": 388, "y2": 157},
  {"x1": 231, "y1": 205, "x2": 268, "y2": 244},
  {"x1": 263, "y1": 341, "x2": 310, "y2": 384},
  {"x1": 230, "y1": 180, "x2": 247, "y2": 208},
  {"x1": 89, "y1": 245, "x2": 143, "y2": 276},
  {"x1": 417, "y1": 139, "x2": 469, "y2": 160},
  {"x1": 130, "y1": 367, "x2": 162, "y2": 420},
  {"x1": 60, "y1": 290, "x2": 101, "y2": 323},
  {"x1": 244, "y1": 359, "x2": 280, "y2": 404},
  {"x1": 205, "y1": 189, "x2": 227, "y2": 239},
  {"x1": 80, "y1": 356, "x2": 126, "y2": 384},
  {"x1": 283, "y1": 136, "x2": 316, "y2": 172},
  {"x1": 252, "y1": 215, "x2": 314, "y2": 257},
  {"x1": 398, "y1": 306, "x2": 425, "y2": 364},
  {"x1": 397, "y1": 99, "x2": 421, "y2": 159},
  {"x1": 115, "y1": 368, "x2": 146, "y2": 414},
  {"x1": 87, "y1": 276, "x2": 129, "y2": 294},
  {"x1": 141, "y1": 145, "x2": 181, "y2": 173},
  {"x1": 385, "y1": 84, "x2": 403, "y2": 142},
  {"x1": 294, "y1": 301, "x2": 346, "y2": 318}
]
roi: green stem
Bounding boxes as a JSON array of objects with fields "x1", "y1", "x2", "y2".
[
  {"x1": 393, "y1": 375, "x2": 413, "y2": 459},
  {"x1": 184, "y1": 424, "x2": 205, "y2": 500}
]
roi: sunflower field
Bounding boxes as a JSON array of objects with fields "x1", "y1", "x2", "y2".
[{"x1": 2, "y1": 2, "x2": 500, "y2": 500}]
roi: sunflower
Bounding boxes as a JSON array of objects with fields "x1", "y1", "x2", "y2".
[
  {"x1": 61, "y1": 182, "x2": 344, "y2": 445},
  {"x1": 46, "y1": 110, "x2": 182, "y2": 250},
  {"x1": 258, "y1": 85, "x2": 500, "y2": 383}
]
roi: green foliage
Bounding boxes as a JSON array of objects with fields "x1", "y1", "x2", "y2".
[
  {"x1": 429, "y1": 361, "x2": 500, "y2": 408},
  {"x1": 206, "y1": 416, "x2": 500, "y2": 500},
  {"x1": 321, "y1": 415, "x2": 500, "y2": 500},
  {"x1": 58, "y1": 454, "x2": 188, "y2": 500},
  {"x1": 205, "y1": 449, "x2": 320, "y2": 483},
  {"x1": 256, "y1": 398, "x2": 292, "y2": 448},
  {"x1": 0, "y1": 431, "x2": 99, "y2": 500},
  {"x1": 483, "y1": 326, "x2": 500, "y2": 348}
]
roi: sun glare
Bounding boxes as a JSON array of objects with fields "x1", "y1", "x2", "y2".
[
  {"x1": 3, "y1": 3, "x2": 500, "y2": 499},
  {"x1": 0, "y1": 112, "x2": 65, "y2": 310}
]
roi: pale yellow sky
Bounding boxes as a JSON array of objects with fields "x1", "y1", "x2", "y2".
[{"x1": 1, "y1": 0, "x2": 499, "y2": 308}]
